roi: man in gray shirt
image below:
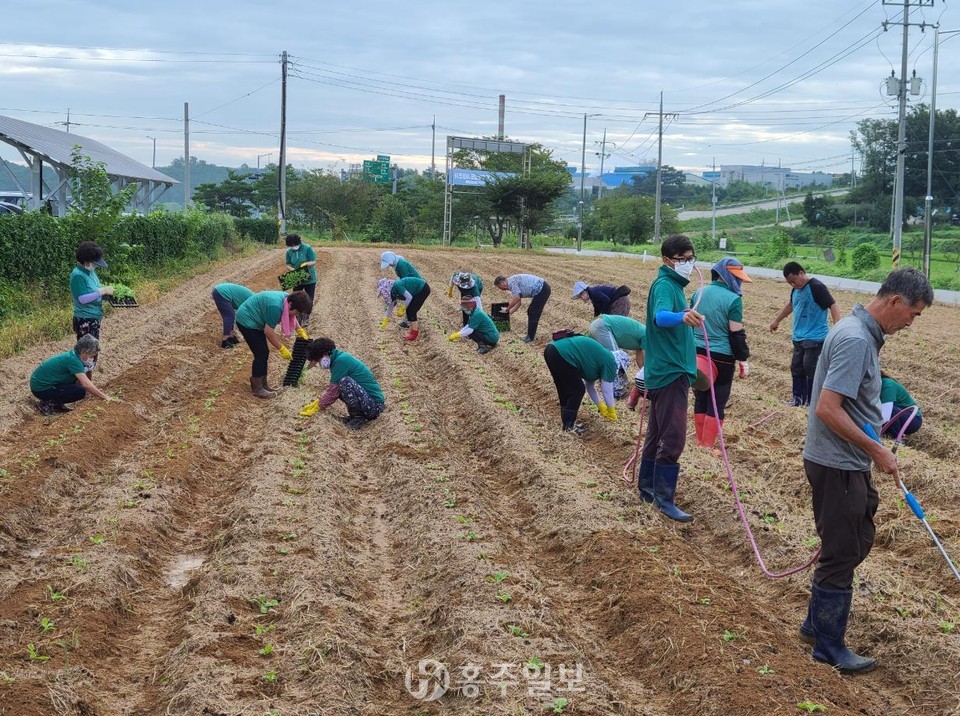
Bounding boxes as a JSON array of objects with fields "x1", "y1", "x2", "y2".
[
  {"x1": 494, "y1": 274, "x2": 552, "y2": 342},
  {"x1": 800, "y1": 268, "x2": 933, "y2": 675}
]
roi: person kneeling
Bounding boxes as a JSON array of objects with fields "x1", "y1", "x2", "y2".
[
  {"x1": 447, "y1": 298, "x2": 499, "y2": 354},
  {"x1": 300, "y1": 337, "x2": 385, "y2": 429},
  {"x1": 30, "y1": 334, "x2": 115, "y2": 415}
]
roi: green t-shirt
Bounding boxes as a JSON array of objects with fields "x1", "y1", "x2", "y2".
[
  {"x1": 31, "y1": 350, "x2": 85, "y2": 392},
  {"x1": 236, "y1": 291, "x2": 286, "y2": 330},
  {"x1": 395, "y1": 258, "x2": 422, "y2": 279},
  {"x1": 691, "y1": 281, "x2": 743, "y2": 357},
  {"x1": 552, "y1": 336, "x2": 617, "y2": 383},
  {"x1": 215, "y1": 283, "x2": 254, "y2": 310},
  {"x1": 466, "y1": 309, "x2": 499, "y2": 344},
  {"x1": 285, "y1": 244, "x2": 317, "y2": 284},
  {"x1": 70, "y1": 265, "x2": 103, "y2": 319},
  {"x1": 880, "y1": 377, "x2": 920, "y2": 415},
  {"x1": 600, "y1": 314, "x2": 646, "y2": 350},
  {"x1": 330, "y1": 349, "x2": 384, "y2": 404},
  {"x1": 644, "y1": 265, "x2": 696, "y2": 390},
  {"x1": 391, "y1": 277, "x2": 427, "y2": 300}
]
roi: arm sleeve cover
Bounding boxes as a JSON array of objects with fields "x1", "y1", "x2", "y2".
[
  {"x1": 79, "y1": 291, "x2": 101, "y2": 305},
  {"x1": 459, "y1": 324, "x2": 475, "y2": 337},
  {"x1": 318, "y1": 382, "x2": 341, "y2": 408},
  {"x1": 729, "y1": 329, "x2": 750, "y2": 361},
  {"x1": 655, "y1": 309, "x2": 685, "y2": 328},
  {"x1": 600, "y1": 381, "x2": 616, "y2": 407},
  {"x1": 584, "y1": 381, "x2": 601, "y2": 405}
]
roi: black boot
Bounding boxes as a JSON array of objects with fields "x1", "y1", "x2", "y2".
[
  {"x1": 799, "y1": 600, "x2": 814, "y2": 644},
  {"x1": 637, "y1": 458, "x2": 655, "y2": 504},
  {"x1": 652, "y1": 463, "x2": 693, "y2": 522},
  {"x1": 810, "y1": 584, "x2": 876, "y2": 674},
  {"x1": 561, "y1": 408, "x2": 584, "y2": 435}
]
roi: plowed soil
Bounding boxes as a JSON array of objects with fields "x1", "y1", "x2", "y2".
[{"x1": 1, "y1": 246, "x2": 958, "y2": 716}]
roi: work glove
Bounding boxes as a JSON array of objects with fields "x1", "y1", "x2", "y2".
[
  {"x1": 738, "y1": 361, "x2": 750, "y2": 379},
  {"x1": 279, "y1": 345, "x2": 292, "y2": 361},
  {"x1": 597, "y1": 402, "x2": 609, "y2": 418},
  {"x1": 379, "y1": 316, "x2": 390, "y2": 330},
  {"x1": 299, "y1": 261, "x2": 310, "y2": 268},
  {"x1": 604, "y1": 406, "x2": 618, "y2": 422},
  {"x1": 395, "y1": 304, "x2": 407, "y2": 317},
  {"x1": 299, "y1": 399, "x2": 320, "y2": 417},
  {"x1": 448, "y1": 332, "x2": 462, "y2": 342},
  {"x1": 447, "y1": 284, "x2": 454, "y2": 298},
  {"x1": 296, "y1": 326, "x2": 309, "y2": 340}
]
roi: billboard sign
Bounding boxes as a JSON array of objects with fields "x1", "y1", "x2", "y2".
[{"x1": 449, "y1": 169, "x2": 515, "y2": 187}]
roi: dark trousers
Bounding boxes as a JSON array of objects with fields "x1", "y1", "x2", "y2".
[
  {"x1": 526, "y1": 282, "x2": 551, "y2": 339},
  {"x1": 882, "y1": 410, "x2": 922, "y2": 439},
  {"x1": 73, "y1": 316, "x2": 101, "y2": 340},
  {"x1": 641, "y1": 375, "x2": 691, "y2": 466},
  {"x1": 805, "y1": 459, "x2": 879, "y2": 590},
  {"x1": 608, "y1": 296, "x2": 631, "y2": 317},
  {"x1": 338, "y1": 376, "x2": 385, "y2": 420},
  {"x1": 406, "y1": 284, "x2": 431, "y2": 322},
  {"x1": 544, "y1": 344, "x2": 584, "y2": 412},
  {"x1": 467, "y1": 332, "x2": 497, "y2": 348},
  {"x1": 294, "y1": 282, "x2": 316, "y2": 301},
  {"x1": 694, "y1": 349, "x2": 735, "y2": 420},
  {"x1": 33, "y1": 384, "x2": 86, "y2": 405},
  {"x1": 238, "y1": 325, "x2": 270, "y2": 378},
  {"x1": 212, "y1": 288, "x2": 237, "y2": 335},
  {"x1": 791, "y1": 340, "x2": 823, "y2": 402}
]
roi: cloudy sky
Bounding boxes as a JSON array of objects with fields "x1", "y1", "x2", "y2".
[{"x1": 2, "y1": 0, "x2": 959, "y2": 177}]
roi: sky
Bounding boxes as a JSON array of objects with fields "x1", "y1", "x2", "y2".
[{"x1": 2, "y1": 0, "x2": 959, "y2": 179}]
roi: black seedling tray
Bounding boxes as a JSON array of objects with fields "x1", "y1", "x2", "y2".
[
  {"x1": 278, "y1": 268, "x2": 310, "y2": 291},
  {"x1": 107, "y1": 296, "x2": 139, "y2": 308},
  {"x1": 491, "y1": 302, "x2": 511, "y2": 332},
  {"x1": 282, "y1": 337, "x2": 310, "y2": 387}
]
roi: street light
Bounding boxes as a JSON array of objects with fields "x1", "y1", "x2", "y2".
[
  {"x1": 924, "y1": 27, "x2": 960, "y2": 278},
  {"x1": 146, "y1": 136, "x2": 156, "y2": 168},
  {"x1": 578, "y1": 113, "x2": 601, "y2": 253},
  {"x1": 257, "y1": 152, "x2": 272, "y2": 171}
]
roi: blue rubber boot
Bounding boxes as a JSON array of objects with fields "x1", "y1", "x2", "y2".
[
  {"x1": 652, "y1": 463, "x2": 693, "y2": 522},
  {"x1": 810, "y1": 584, "x2": 876, "y2": 674},
  {"x1": 799, "y1": 601, "x2": 814, "y2": 644},
  {"x1": 637, "y1": 458, "x2": 655, "y2": 504}
]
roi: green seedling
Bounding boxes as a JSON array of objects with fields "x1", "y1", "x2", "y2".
[
  {"x1": 166, "y1": 449, "x2": 176, "y2": 459},
  {"x1": 39, "y1": 617, "x2": 56, "y2": 634},
  {"x1": 281, "y1": 532, "x2": 298, "y2": 541},
  {"x1": 698, "y1": 598, "x2": 711, "y2": 606},
  {"x1": 526, "y1": 656, "x2": 544, "y2": 669},
  {"x1": 0, "y1": 671, "x2": 13, "y2": 683},
  {"x1": 26, "y1": 643, "x2": 49, "y2": 662},
  {"x1": 254, "y1": 595, "x2": 280, "y2": 614},
  {"x1": 548, "y1": 697, "x2": 569, "y2": 714},
  {"x1": 47, "y1": 586, "x2": 67, "y2": 602},
  {"x1": 258, "y1": 643, "x2": 274, "y2": 656},
  {"x1": 463, "y1": 531, "x2": 481, "y2": 541},
  {"x1": 290, "y1": 458, "x2": 306, "y2": 470},
  {"x1": 672, "y1": 566, "x2": 682, "y2": 578},
  {"x1": 496, "y1": 592, "x2": 512, "y2": 603},
  {"x1": 284, "y1": 485, "x2": 305, "y2": 495},
  {"x1": 722, "y1": 630, "x2": 743, "y2": 642},
  {"x1": 255, "y1": 624, "x2": 275, "y2": 636},
  {"x1": 443, "y1": 491, "x2": 457, "y2": 508},
  {"x1": 596, "y1": 491, "x2": 612, "y2": 501},
  {"x1": 276, "y1": 547, "x2": 289, "y2": 556},
  {"x1": 486, "y1": 571, "x2": 509, "y2": 584},
  {"x1": 68, "y1": 555, "x2": 89, "y2": 573},
  {"x1": 56, "y1": 631, "x2": 80, "y2": 651},
  {"x1": 803, "y1": 537, "x2": 819, "y2": 548},
  {"x1": 647, "y1": 546, "x2": 660, "y2": 554},
  {"x1": 896, "y1": 607, "x2": 911, "y2": 618},
  {"x1": 796, "y1": 703, "x2": 827, "y2": 713},
  {"x1": 507, "y1": 624, "x2": 528, "y2": 638},
  {"x1": 435, "y1": 475, "x2": 449, "y2": 483},
  {"x1": 122, "y1": 499, "x2": 138, "y2": 509},
  {"x1": 456, "y1": 515, "x2": 474, "y2": 525},
  {"x1": 477, "y1": 550, "x2": 489, "y2": 560},
  {"x1": 938, "y1": 620, "x2": 955, "y2": 634},
  {"x1": 581, "y1": 479, "x2": 598, "y2": 488},
  {"x1": 262, "y1": 670, "x2": 278, "y2": 683},
  {"x1": 757, "y1": 665, "x2": 775, "y2": 675},
  {"x1": 89, "y1": 535, "x2": 105, "y2": 545},
  {"x1": 0, "y1": 469, "x2": 8, "y2": 479}
]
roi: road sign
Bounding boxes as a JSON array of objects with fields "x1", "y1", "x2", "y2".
[
  {"x1": 377, "y1": 154, "x2": 390, "y2": 163},
  {"x1": 363, "y1": 159, "x2": 390, "y2": 184}
]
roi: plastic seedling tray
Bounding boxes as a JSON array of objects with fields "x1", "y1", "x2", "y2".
[
  {"x1": 107, "y1": 296, "x2": 139, "y2": 308},
  {"x1": 279, "y1": 268, "x2": 310, "y2": 291},
  {"x1": 282, "y1": 337, "x2": 310, "y2": 387},
  {"x1": 491, "y1": 302, "x2": 511, "y2": 332}
]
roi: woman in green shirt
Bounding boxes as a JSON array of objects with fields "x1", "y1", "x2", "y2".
[
  {"x1": 377, "y1": 277, "x2": 431, "y2": 342},
  {"x1": 299, "y1": 337, "x2": 385, "y2": 429},
  {"x1": 236, "y1": 290, "x2": 312, "y2": 398},
  {"x1": 30, "y1": 334, "x2": 114, "y2": 415},
  {"x1": 284, "y1": 234, "x2": 318, "y2": 327},
  {"x1": 211, "y1": 282, "x2": 254, "y2": 348},
  {"x1": 543, "y1": 334, "x2": 618, "y2": 435},
  {"x1": 69, "y1": 241, "x2": 115, "y2": 376},
  {"x1": 447, "y1": 298, "x2": 499, "y2": 354},
  {"x1": 880, "y1": 373, "x2": 922, "y2": 438}
]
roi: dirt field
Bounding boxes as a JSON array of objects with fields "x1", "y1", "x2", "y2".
[{"x1": 1, "y1": 246, "x2": 958, "y2": 716}]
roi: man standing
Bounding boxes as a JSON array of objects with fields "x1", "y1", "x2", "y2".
[
  {"x1": 769, "y1": 262, "x2": 841, "y2": 406},
  {"x1": 637, "y1": 235, "x2": 703, "y2": 522},
  {"x1": 494, "y1": 274, "x2": 552, "y2": 343},
  {"x1": 800, "y1": 268, "x2": 932, "y2": 674}
]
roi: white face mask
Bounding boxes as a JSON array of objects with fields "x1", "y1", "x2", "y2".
[
  {"x1": 293, "y1": 245, "x2": 302, "y2": 251},
  {"x1": 82, "y1": 358, "x2": 97, "y2": 370},
  {"x1": 320, "y1": 356, "x2": 331, "y2": 369},
  {"x1": 672, "y1": 260, "x2": 694, "y2": 280}
]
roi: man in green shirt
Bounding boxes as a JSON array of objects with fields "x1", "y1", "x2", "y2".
[
  {"x1": 299, "y1": 337, "x2": 385, "y2": 429},
  {"x1": 447, "y1": 298, "x2": 499, "y2": 353},
  {"x1": 30, "y1": 334, "x2": 114, "y2": 415},
  {"x1": 212, "y1": 283, "x2": 254, "y2": 349},
  {"x1": 284, "y1": 234, "x2": 318, "y2": 327},
  {"x1": 638, "y1": 235, "x2": 704, "y2": 522}
]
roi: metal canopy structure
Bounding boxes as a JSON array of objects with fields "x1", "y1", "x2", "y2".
[
  {"x1": 443, "y1": 135, "x2": 531, "y2": 247},
  {"x1": 0, "y1": 114, "x2": 177, "y2": 216}
]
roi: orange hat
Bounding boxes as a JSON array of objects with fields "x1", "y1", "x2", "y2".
[{"x1": 727, "y1": 264, "x2": 752, "y2": 282}]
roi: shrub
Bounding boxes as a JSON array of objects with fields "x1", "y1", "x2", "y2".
[
  {"x1": 852, "y1": 241, "x2": 881, "y2": 273},
  {"x1": 234, "y1": 217, "x2": 278, "y2": 244}
]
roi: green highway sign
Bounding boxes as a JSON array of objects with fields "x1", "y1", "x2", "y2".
[{"x1": 362, "y1": 158, "x2": 391, "y2": 183}]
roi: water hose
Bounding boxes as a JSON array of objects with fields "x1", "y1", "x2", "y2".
[{"x1": 864, "y1": 419, "x2": 960, "y2": 583}]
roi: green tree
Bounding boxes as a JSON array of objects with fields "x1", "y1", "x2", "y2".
[
  {"x1": 368, "y1": 195, "x2": 408, "y2": 243},
  {"x1": 852, "y1": 242, "x2": 881, "y2": 273},
  {"x1": 67, "y1": 146, "x2": 139, "y2": 253},
  {"x1": 193, "y1": 170, "x2": 255, "y2": 217},
  {"x1": 593, "y1": 195, "x2": 677, "y2": 244},
  {"x1": 481, "y1": 173, "x2": 570, "y2": 247}
]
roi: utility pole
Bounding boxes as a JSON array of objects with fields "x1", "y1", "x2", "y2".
[
  {"x1": 147, "y1": 136, "x2": 156, "y2": 168},
  {"x1": 183, "y1": 102, "x2": 191, "y2": 209},
  {"x1": 431, "y1": 114, "x2": 436, "y2": 179},
  {"x1": 711, "y1": 158, "x2": 717, "y2": 245},
  {"x1": 644, "y1": 92, "x2": 678, "y2": 243},
  {"x1": 56, "y1": 108, "x2": 72, "y2": 133},
  {"x1": 279, "y1": 50, "x2": 288, "y2": 234},
  {"x1": 594, "y1": 129, "x2": 611, "y2": 199},
  {"x1": 578, "y1": 113, "x2": 588, "y2": 253},
  {"x1": 884, "y1": 0, "x2": 933, "y2": 268}
]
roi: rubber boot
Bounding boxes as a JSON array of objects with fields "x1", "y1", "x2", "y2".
[
  {"x1": 693, "y1": 413, "x2": 706, "y2": 444},
  {"x1": 402, "y1": 329, "x2": 420, "y2": 342},
  {"x1": 699, "y1": 417, "x2": 722, "y2": 449},
  {"x1": 637, "y1": 458, "x2": 655, "y2": 504},
  {"x1": 250, "y1": 376, "x2": 277, "y2": 399},
  {"x1": 800, "y1": 600, "x2": 814, "y2": 644},
  {"x1": 652, "y1": 463, "x2": 693, "y2": 522},
  {"x1": 809, "y1": 584, "x2": 876, "y2": 674},
  {"x1": 627, "y1": 386, "x2": 641, "y2": 410}
]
